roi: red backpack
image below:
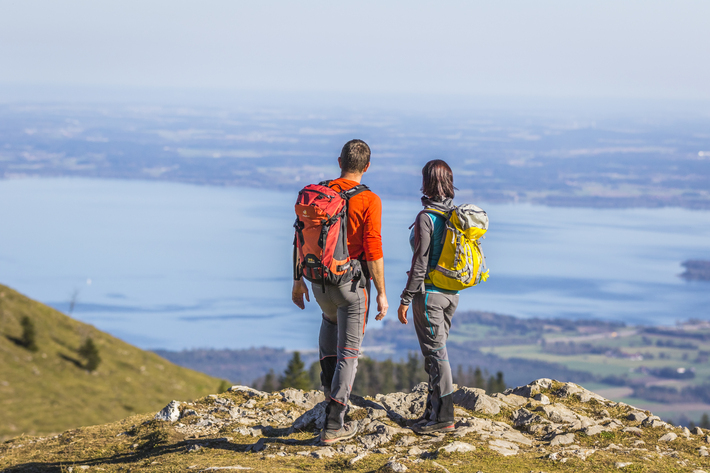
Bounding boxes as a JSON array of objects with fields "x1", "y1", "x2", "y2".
[{"x1": 293, "y1": 181, "x2": 369, "y2": 291}]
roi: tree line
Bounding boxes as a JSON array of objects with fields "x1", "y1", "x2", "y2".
[{"x1": 253, "y1": 351, "x2": 507, "y2": 396}]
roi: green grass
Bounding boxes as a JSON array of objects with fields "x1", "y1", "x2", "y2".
[{"x1": 0, "y1": 284, "x2": 227, "y2": 440}]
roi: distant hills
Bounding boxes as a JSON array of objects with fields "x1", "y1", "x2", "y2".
[
  {"x1": 0, "y1": 284, "x2": 226, "y2": 441},
  {"x1": 681, "y1": 260, "x2": 710, "y2": 281}
]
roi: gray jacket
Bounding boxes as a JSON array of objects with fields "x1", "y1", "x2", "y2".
[{"x1": 400, "y1": 196, "x2": 456, "y2": 306}]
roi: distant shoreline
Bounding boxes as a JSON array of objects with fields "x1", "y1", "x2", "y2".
[{"x1": 2, "y1": 174, "x2": 710, "y2": 212}]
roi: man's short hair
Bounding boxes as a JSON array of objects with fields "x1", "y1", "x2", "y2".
[{"x1": 340, "y1": 139, "x2": 371, "y2": 173}]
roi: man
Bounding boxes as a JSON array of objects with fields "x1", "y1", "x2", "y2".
[{"x1": 292, "y1": 139, "x2": 388, "y2": 443}]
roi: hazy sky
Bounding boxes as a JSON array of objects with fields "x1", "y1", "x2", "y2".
[{"x1": 1, "y1": 0, "x2": 709, "y2": 100}]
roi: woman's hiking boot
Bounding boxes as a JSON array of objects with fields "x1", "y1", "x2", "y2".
[
  {"x1": 320, "y1": 421, "x2": 359, "y2": 444},
  {"x1": 412, "y1": 420, "x2": 456, "y2": 435}
]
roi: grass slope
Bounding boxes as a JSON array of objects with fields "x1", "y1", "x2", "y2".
[{"x1": 0, "y1": 284, "x2": 226, "y2": 440}]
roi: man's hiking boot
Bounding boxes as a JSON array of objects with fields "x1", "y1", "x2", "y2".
[
  {"x1": 412, "y1": 420, "x2": 455, "y2": 435},
  {"x1": 406, "y1": 416, "x2": 431, "y2": 427},
  {"x1": 320, "y1": 421, "x2": 359, "y2": 444}
]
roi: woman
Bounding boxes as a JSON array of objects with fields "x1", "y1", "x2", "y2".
[{"x1": 398, "y1": 159, "x2": 459, "y2": 434}]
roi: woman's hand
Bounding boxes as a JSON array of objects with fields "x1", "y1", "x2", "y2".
[{"x1": 397, "y1": 304, "x2": 409, "y2": 325}]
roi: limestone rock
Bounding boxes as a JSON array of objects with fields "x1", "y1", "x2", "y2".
[
  {"x1": 536, "y1": 404, "x2": 578, "y2": 424},
  {"x1": 622, "y1": 427, "x2": 643, "y2": 436},
  {"x1": 452, "y1": 387, "x2": 501, "y2": 415},
  {"x1": 311, "y1": 447, "x2": 335, "y2": 459},
  {"x1": 280, "y1": 389, "x2": 325, "y2": 410},
  {"x1": 291, "y1": 401, "x2": 326, "y2": 431},
  {"x1": 228, "y1": 385, "x2": 268, "y2": 398},
  {"x1": 550, "y1": 433, "x2": 575, "y2": 447},
  {"x1": 556, "y1": 383, "x2": 583, "y2": 398},
  {"x1": 692, "y1": 427, "x2": 704, "y2": 435},
  {"x1": 349, "y1": 452, "x2": 368, "y2": 465},
  {"x1": 155, "y1": 401, "x2": 181, "y2": 422},
  {"x1": 627, "y1": 411, "x2": 647, "y2": 422},
  {"x1": 488, "y1": 439, "x2": 519, "y2": 456},
  {"x1": 533, "y1": 394, "x2": 550, "y2": 405},
  {"x1": 512, "y1": 408, "x2": 549, "y2": 428},
  {"x1": 584, "y1": 425, "x2": 606, "y2": 436},
  {"x1": 659, "y1": 432, "x2": 677, "y2": 442},
  {"x1": 439, "y1": 441, "x2": 476, "y2": 453},
  {"x1": 376, "y1": 383, "x2": 427, "y2": 421},
  {"x1": 615, "y1": 462, "x2": 633, "y2": 468},
  {"x1": 407, "y1": 446, "x2": 423, "y2": 456},
  {"x1": 493, "y1": 392, "x2": 527, "y2": 407},
  {"x1": 384, "y1": 460, "x2": 408, "y2": 472}
]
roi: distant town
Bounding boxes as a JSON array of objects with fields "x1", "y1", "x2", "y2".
[{"x1": 1, "y1": 103, "x2": 709, "y2": 209}]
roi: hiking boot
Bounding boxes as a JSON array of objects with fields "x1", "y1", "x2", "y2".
[
  {"x1": 406, "y1": 416, "x2": 431, "y2": 427},
  {"x1": 320, "y1": 421, "x2": 359, "y2": 444},
  {"x1": 412, "y1": 420, "x2": 455, "y2": 435}
]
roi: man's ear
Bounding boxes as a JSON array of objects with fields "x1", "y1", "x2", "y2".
[
  {"x1": 338, "y1": 157, "x2": 342, "y2": 169},
  {"x1": 363, "y1": 162, "x2": 371, "y2": 173}
]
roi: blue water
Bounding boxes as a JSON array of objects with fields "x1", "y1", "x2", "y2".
[{"x1": 0, "y1": 178, "x2": 709, "y2": 350}]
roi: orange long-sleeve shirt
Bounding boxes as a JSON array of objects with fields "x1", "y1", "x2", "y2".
[{"x1": 328, "y1": 178, "x2": 383, "y2": 262}]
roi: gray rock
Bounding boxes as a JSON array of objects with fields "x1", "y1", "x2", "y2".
[
  {"x1": 376, "y1": 385, "x2": 427, "y2": 421},
  {"x1": 681, "y1": 427, "x2": 692, "y2": 438},
  {"x1": 550, "y1": 433, "x2": 575, "y2": 447},
  {"x1": 537, "y1": 404, "x2": 578, "y2": 424},
  {"x1": 488, "y1": 439, "x2": 519, "y2": 454},
  {"x1": 615, "y1": 462, "x2": 633, "y2": 468},
  {"x1": 533, "y1": 394, "x2": 550, "y2": 405},
  {"x1": 493, "y1": 393, "x2": 527, "y2": 407},
  {"x1": 155, "y1": 401, "x2": 181, "y2": 422},
  {"x1": 311, "y1": 447, "x2": 335, "y2": 459},
  {"x1": 627, "y1": 411, "x2": 647, "y2": 422},
  {"x1": 280, "y1": 389, "x2": 325, "y2": 410},
  {"x1": 349, "y1": 452, "x2": 368, "y2": 465},
  {"x1": 584, "y1": 425, "x2": 606, "y2": 436},
  {"x1": 509, "y1": 384, "x2": 540, "y2": 398},
  {"x1": 385, "y1": 460, "x2": 408, "y2": 472},
  {"x1": 407, "y1": 446, "x2": 423, "y2": 456},
  {"x1": 498, "y1": 430, "x2": 533, "y2": 446},
  {"x1": 692, "y1": 427, "x2": 704, "y2": 435},
  {"x1": 396, "y1": 436, "x2": 419, "y2": 447},
  {"x1": 659, "y1": 432, "x2": 678, "y2": 442},
  {"x1": 291, "y1": 401, "x2": 326, "y2": 431},
  {"x1": 452, "y1": 387, "x2": 501, "y2": 415},
  {"x1": 622, "y1": 427, "x2": 643, "y2": 436},
  {"x1": 512, "y1": 408, "x2": 549, "y2": 428},
  {"x1": 439, "y1": 441, "x2": 476, "y2": 453},
  {"x1": 577, "y1": 391, "x2": 593, "y2": 403},
  {"x1": 228, "y1": 385, "x2": 268, "y2": 398},
  {"x1": 556, "y1": 383, "x2": 583, "y2": 398}
]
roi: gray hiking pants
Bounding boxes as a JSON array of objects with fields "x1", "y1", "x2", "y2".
[
  {"x1": 412, "y1": 290, "x2": 459, "y2": 424},
  {"x1": 313, "y1": 278, "x2": 370, "y2": 429}
]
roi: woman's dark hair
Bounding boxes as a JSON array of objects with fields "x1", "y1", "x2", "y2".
[{"x1": 421, "y1": 159, "x2": 455, "y2": 199}]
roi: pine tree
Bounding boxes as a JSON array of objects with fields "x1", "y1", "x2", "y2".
[
  {"x1": 20, "y1": 316, "x2": 38, "y2": 352},
  {"x1": 700, "y1": 413, "x2": 710, "y2": 429},
  {"x1": 279, "y1": 351, "x2": 310, "y2": 390},
  {"x1": 473, "y1": 367, "x2": 485, "y2": 389},
  {"x1": 78, "y1": 337, "x2": 101, "y2": 372},
  {"x1": 261, "y1": 369, "x2": 277, "y2": 393}
]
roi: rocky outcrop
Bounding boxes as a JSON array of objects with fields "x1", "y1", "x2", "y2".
[{"x1": 152, "y1": 379, "x2": 710, "y2": 470}]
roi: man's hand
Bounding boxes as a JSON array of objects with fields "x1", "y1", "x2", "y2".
[
  {"x1": 397, "y1": 304, "x2": 409, "y2": 325},
  {"x1": 291, "y1": 279, "x2": 310, "y2": 310},
  {"x1": 375, "y1": 292, "x2": 389, "y2": 321}
]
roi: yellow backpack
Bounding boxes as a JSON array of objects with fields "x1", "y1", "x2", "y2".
[{"x1": 427, "y1": 204, "x2": 489, "y2": 291}]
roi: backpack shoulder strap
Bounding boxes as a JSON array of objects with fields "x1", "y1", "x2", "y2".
[
  {"x1": 318, "y1": 180, "x2": 332, "y2": 187},
  {"x1": 340, "y1": 184, "x2": 370, "y2": 201}
]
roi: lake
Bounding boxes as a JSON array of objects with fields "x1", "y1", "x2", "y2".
[{"x1": 1, "y1": 178, "x2": 708, "y2": 350}]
